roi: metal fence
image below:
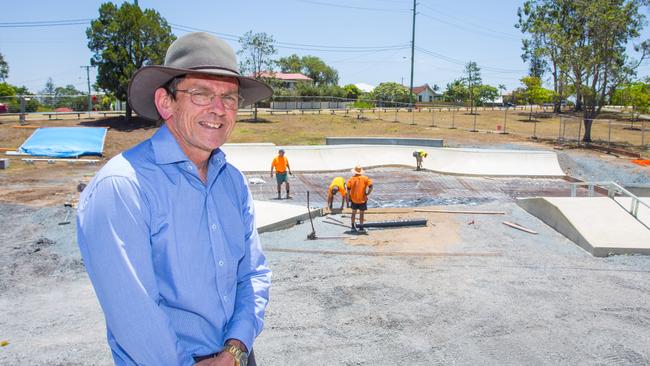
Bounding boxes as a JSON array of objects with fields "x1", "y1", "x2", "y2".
[{"x1": 2, "y1": 94, "x2": 647, "y2": 150}]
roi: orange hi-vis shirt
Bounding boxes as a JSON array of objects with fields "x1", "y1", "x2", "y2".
[
  {"x1": 328, "y1": 177, "x2": 347, "y2": 197},
  {"x1": 347, "y1": 175, "x2": 373, "y2": 204},
  {"x1": 272, "y1": 156, "x2": 289, "y2": 173}
]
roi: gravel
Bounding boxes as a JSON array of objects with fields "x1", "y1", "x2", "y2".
[{"x1": 1, "y1": 147, "x2": 649, "y2": 365}]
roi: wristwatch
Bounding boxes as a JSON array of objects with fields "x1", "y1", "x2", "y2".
[{"x1": 223, "y1": 344, "x2": 248, "y2": 366}]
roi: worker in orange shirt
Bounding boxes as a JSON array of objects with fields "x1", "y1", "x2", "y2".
[
  {"x1": 270, "y1": 149, "x2": 292, "y2": 199},
  {"x1": 347, "y1": 165, "x2": 373, "y2": 233},
  {"x1": 327, "y1": 176, "x2": 348, "y2": 210}
]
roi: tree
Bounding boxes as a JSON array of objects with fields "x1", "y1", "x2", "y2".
[
  {"x1": 238, "y1": 31, "x2": 277, "y2": 120},
  {"x1": 301, "y1": 56, "x2": 338, "y2": 86},
  {"x1": 443, "y1": 79, "x2": 469, "y2": 104},
  {"x1": 611, "y1": 81, "x2": 650, "y2": 127},
  {"x1": 276, "y1": 54, "x2": 339, "y2": 86},
  {"x1": 0, "y1": 52, "x2": 8, "y2": 82},
  {"x1": 276, "y1": 54, "x2": 302, "y2": 73},
  {"x1": 371, "y1": 82, "x2": 411, "y2": 106},
  {"x1": 521, "y1": 76, "x2": 554, "y2": 120},
  {"x1": 462, "y1": 61, "x2": 482, "y2": 114},
  {"x1": 343, "y1": 84, "x2": 362, "y2": 100},
  {"x1": 40, "y1": 78, "x2": 56, "y2": 109},
  {"x1": 475, "y1": 85, "x2": 500, "y2": 106},
  {"x1": 518, "y1": 0, "x2": 648, "y2": 142},
  {"x1": 87, "y1": 2, "x2": 175, "y2": 119}
]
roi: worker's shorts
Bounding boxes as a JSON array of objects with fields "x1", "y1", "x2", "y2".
[
  {"x1": 350, "y1": 201, "x2": 368, "y2": 211},
  {"x1": 276, "y1": 172, "x2": 288, "y2": 184}
]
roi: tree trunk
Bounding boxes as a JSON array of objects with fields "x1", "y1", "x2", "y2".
[
  {"x1": 529, "y1": 103, "x2": 533, "y2": 121},
  {"x1": 582, "y1": 118, "x2": 592, "y2": 142},
  {"x1": 253, "y1": 103, "x2": 258, "y2": 121},
  {"x1": 575, "y1": 93, "x2": 583, "y2": 112},
  {"x1": 126, "y1": 101, "x2": 133, "y2": 120}
]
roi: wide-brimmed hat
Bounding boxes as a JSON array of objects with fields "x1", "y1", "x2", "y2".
[
  {"x1": 351, "y1": 165, "x2": 364, "y2": 175},
  {"x1": 128, "y1": 32, "x2": 273, "y2": 121}
]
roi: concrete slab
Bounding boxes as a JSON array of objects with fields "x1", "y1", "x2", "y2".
[
  {"x1": 222, "y1": 144, "x2": 565, "y2": 177},
  {"x1": 614, "y1": 196, "x2": 650, "y2": 228},
  {"x1": 254, "y1": 200, "x2": 322, "y2": 233},
  {"x1": 517, "y1": 197, "x2": 650, "y2": 257}
]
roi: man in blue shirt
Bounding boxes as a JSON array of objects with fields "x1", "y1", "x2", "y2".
[{"x1": 77, "y1": 32, "x2": 272, "y2": 366}]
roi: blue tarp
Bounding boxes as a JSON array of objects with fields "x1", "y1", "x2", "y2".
[{"x1": 19, "y1": 127, "x2": 108, "y2": 158}]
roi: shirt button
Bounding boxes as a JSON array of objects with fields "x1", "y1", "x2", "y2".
[
  {"x1": 219, "y1": 260, "x2": 224, "y2": 266},
  {"x1": 223, "y1": 295, "x2": 228, "y2": 301},
  {"x1": 187, "y1": 164, "x2": 193, "y2": 170},
  {"x1": 211, "y1": 224, "x2": 217, "y2": 230}
]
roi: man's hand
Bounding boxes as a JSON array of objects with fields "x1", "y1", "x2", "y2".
[{"x1": 194, "y1": 351, "x2": 235, "y2": 366}]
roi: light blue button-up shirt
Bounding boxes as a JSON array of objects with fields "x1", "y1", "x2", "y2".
[{"x1": 77, "y1": 125, "x2": 271, "y2": 365}]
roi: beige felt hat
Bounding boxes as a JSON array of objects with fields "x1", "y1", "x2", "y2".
[
  {"x1": 351, "y1": 165, "x2": 365, "y2": 175},
  {"x1": 128, "y1": 32, "x2": 273, "y2": 121}
]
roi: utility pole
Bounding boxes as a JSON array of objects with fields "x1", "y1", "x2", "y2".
[
  {"x1": 81, "y1": 65, "x2": 93, "y2": 118},
  {"x1": 409, "y1": 0, "x2": 416, "y2": 108}
]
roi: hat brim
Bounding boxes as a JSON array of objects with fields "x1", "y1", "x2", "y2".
[
  {"x1": 128, "y1": 65, "x2": 273, "y2": 121},
  {"x1": 351, "y1": 168, "x2": 364, "y2": 175}
]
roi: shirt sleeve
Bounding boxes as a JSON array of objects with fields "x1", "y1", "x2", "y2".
[
  {"x1": 77, "y1": 176, "x2": 193, "y2": 366},
  {"x1": 224, "y1": 178, "x2": 272, "y2": 352}
]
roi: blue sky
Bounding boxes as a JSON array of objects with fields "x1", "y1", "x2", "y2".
[{"x1": 2, "y1": 0, "x2": 650, "y2": 94}]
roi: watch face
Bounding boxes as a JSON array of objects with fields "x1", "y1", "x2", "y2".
[{"x1": 240, "y1": 354, "x2": 248, "y2": 366}]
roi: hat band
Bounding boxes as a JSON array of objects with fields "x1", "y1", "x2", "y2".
[{"x1": 185, "y1": 65, "x2": 241, "y2": 75}]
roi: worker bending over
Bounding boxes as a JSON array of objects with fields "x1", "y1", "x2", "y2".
[
  {"x1": 413, "y1": 149, "x2": 428, "y2": 171},
  {"x1": 327, "y1": 176, "x2": 348, "y2": 210},
  {"x1": 347, "y1": 165, "x2": 373, "y2": 233}
]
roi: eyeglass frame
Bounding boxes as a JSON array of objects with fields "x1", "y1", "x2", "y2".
[{"x1": 170, "y1": 88, "x2": 245, "y2": 110}]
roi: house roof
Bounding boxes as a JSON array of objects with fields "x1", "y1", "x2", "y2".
[
  {"x1": 411, "y1": 84, "x2": 432, "y2": 95},
  {"x1": 256, "y1": 72, "x2": 313, "y2": 81}
]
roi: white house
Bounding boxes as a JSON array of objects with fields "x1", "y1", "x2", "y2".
[
  {"x1": 411, "y1": 84, "x2": 440, "y2": 102},
  {"x1": 256, "y1": 72, "x2": 313, "y2": 89}
]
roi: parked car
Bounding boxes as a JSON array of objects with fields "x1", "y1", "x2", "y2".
[{"x1": 0, "y1": 103, "x2": 7, "y2": 113}]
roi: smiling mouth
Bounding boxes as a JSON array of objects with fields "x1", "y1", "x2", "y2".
[{"x1": 199, "y1": 121, "x2": 224, "y2": 129}]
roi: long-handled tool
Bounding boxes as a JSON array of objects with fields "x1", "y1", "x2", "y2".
[
  {"x1": 306, "y1": 191, "x2": 317, "y2": 240},
  {"x1": 58, "y1": 203, "x2": 73, "y2": 225}
]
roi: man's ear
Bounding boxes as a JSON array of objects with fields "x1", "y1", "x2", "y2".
[{"x1": 154, "y1": 88, "x2": 174, "y2": 120}]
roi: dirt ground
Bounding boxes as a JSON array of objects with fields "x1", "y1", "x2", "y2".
[{"x1": 0, "y1": 115, "x2": 649, "y2": 365}]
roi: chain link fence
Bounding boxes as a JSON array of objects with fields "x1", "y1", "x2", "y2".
[{"x1": 1, "y1": 94, "x2": 647, "y2": 150}]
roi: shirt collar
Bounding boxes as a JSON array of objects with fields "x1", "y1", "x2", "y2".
[{"x1": 151, "y1": 124, "x2": 228, "y2": 168}]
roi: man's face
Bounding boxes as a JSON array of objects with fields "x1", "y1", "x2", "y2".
[
  {"x1": 164, "y1": 74, "x2": 239, "y2": 158},
  {"x1": 279, "y1": 150, "x2": 284, "y2": 157}
]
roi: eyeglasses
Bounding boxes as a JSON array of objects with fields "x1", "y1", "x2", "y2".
[{"x1": 173, "y1": 89, "x2": 244, "y2": 110}]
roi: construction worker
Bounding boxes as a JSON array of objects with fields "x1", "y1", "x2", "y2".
[
  {"x1": 413, "y1": 149, "x2": 428, "y2": 171},
  {"x1": 347, "y1": 165, "x2": 373, "y2": 233},
  {"x1": 327, "y1": 176, "x2": 348, "y2": 210},
  {"x1": 270, "y1": 148, "x2": 292, "y2": 199}
]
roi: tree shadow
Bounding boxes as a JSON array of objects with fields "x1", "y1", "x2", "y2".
[
  {"x1": 237, "y1": 117, "x2": 274, "y2": 124},
  {"x1": 78, "y1": 116, "x2": 159, "y2": 131}
]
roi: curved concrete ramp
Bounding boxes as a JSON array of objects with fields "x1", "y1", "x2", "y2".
[
  {"x1": 517, "y1": 197, "x2": 650, "y2": 257},
  {"x1": 222, "y1": 144, "x2": 565, "y2": 177}
]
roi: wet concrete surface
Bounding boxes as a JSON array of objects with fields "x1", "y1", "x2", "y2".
[{"x1": 247, "y1": 167, "x2": 597, "y2": 208}]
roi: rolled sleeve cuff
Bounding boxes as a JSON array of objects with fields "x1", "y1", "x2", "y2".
[{"x1": 224, "y1": 319, "x2": 256, "y2": 352}]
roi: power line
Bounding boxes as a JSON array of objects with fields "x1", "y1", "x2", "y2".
[
  {"x1": 171, "y1": 23, "x2": 410, "y2": 53},
  {"x1": 295, "y1": 0, "x2": 410, "y2": 12},
  {"x1": 0, "y1": 19, "x2": 91, "y2": 28},
  {"x1": 418, "y1": 3, "x2": 520, "y2": 40},
  {"x1": 419, "y1": 12, "x2": 520, "y2": 41},
  {"x1": 415, "y1": 46, "x2": 526, "y2": 73}
]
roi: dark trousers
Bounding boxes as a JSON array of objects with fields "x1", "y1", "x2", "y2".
[{"x1": 194, "y1": 349, "x2": 256, "y2": 365}]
